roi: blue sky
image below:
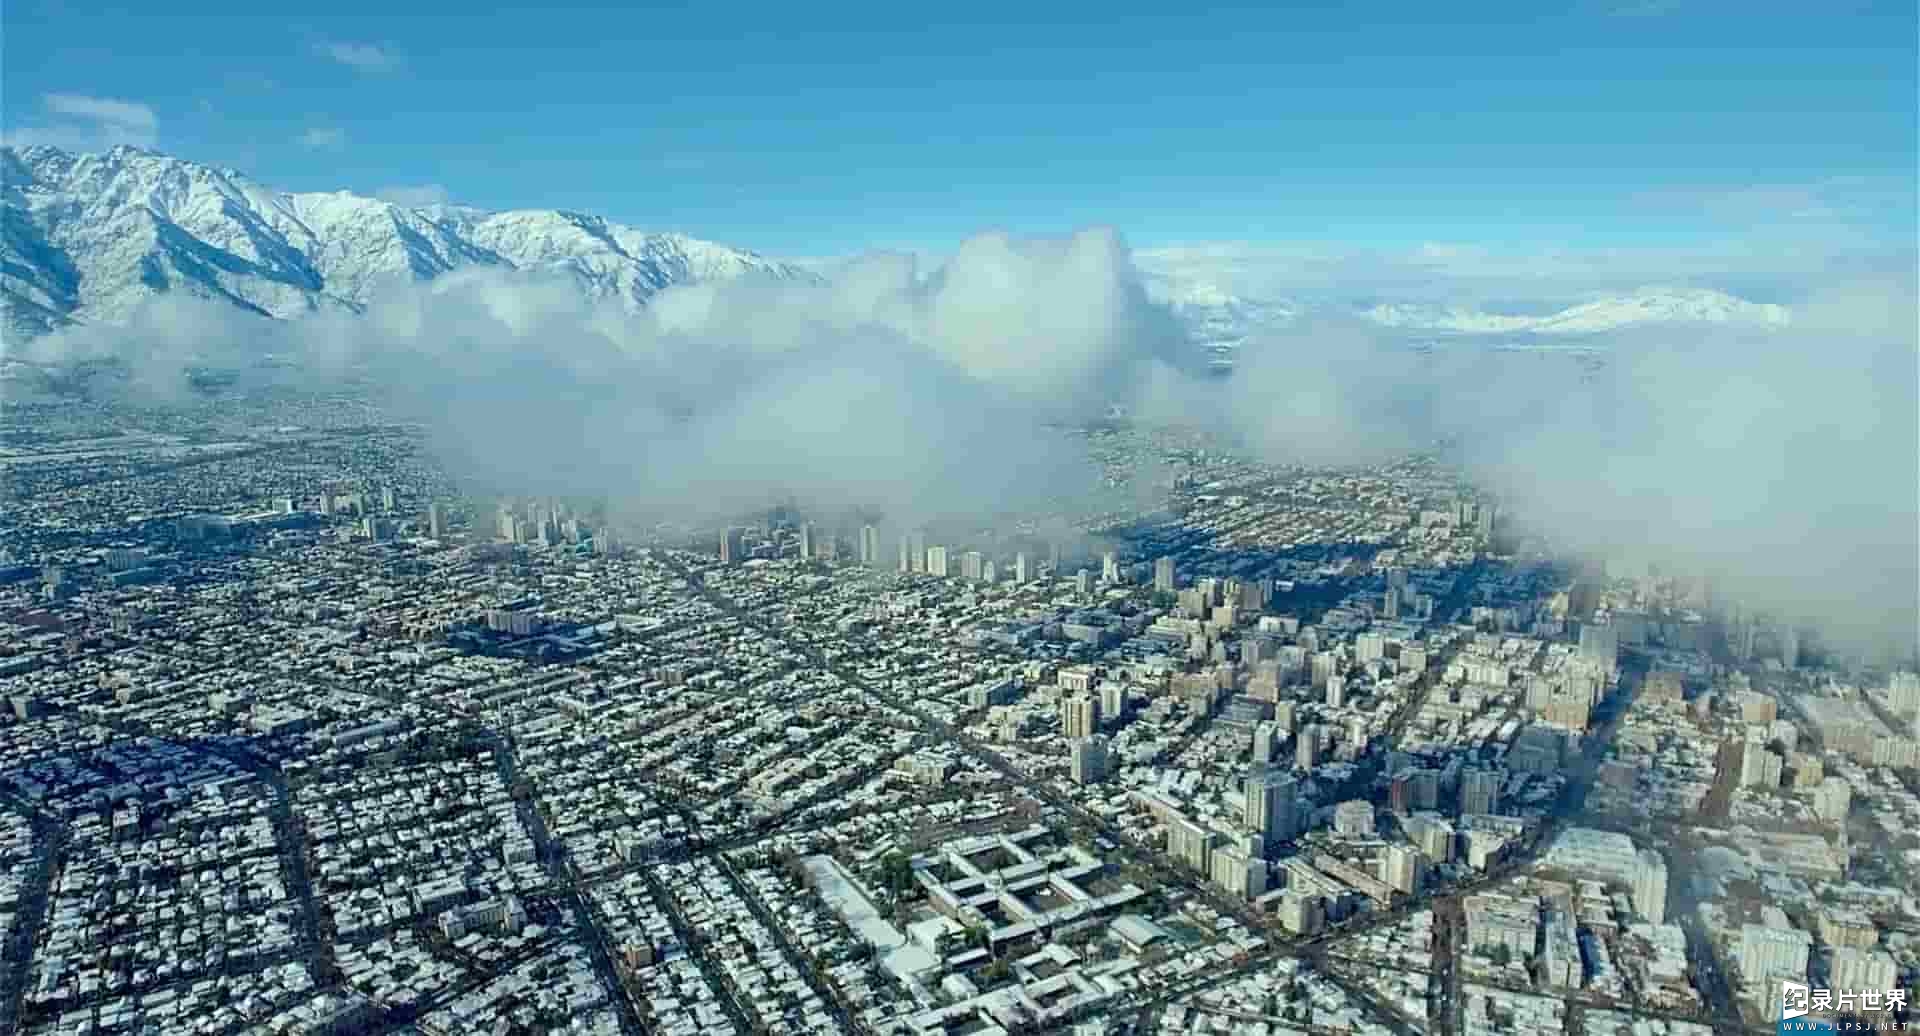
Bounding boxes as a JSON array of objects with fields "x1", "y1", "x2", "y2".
[{"x1": 4, "y1": 0, "x2": 1914, "y2": 261}]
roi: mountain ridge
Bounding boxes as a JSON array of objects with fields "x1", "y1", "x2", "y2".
[
  {"x1": 3, "y1": 145, "x2": 1796, "y2": 348},
  {"x1": 1359, "y1": 286, "x2": 1792, "y2": 336},
  {"x1": 1, "y1": 144, "x2": 812, "y2": 339}
]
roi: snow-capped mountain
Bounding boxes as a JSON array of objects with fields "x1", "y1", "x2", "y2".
[
  {"x1": 1146, "y1": 277, "x2": 1297, "y2": 352},
  {"x1": 3, "y1": 145, "x2": 1797, "y2": 352},
  {"x1": 1, "y1": 144, "x2": 812, "y2": 338},
  {"x1": 1142, "y1": 266, "x2": 1792, "y2": 353},
  {"x1": 1361, "y1": 287, "x2": 1792, "y2": 336}
]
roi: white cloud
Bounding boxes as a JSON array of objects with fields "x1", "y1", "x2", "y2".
[
  {"x1": 296, "y1": 127, "x2": 349, "y2": 151},
  {"x1": 375, "y1": 184, "x2": 452, "y2": 207},
  {"x1": 1214, "y1": 273, "x2": 1919, "y2": 659},
  {"x1": 25, "y1": 228, "x2": 1170, "y2": 525},
  {"x1": 3, "y1": 93, "x2": 158, "y2": 151},
  {"x1": 315, "y1": 40, "x2": 401, "y2": 70},
  {"x1": 21, "y1": 228, "x2": 1916, "y2": 659},
  {"x1": 43, "y1": 94, "x2": 158, "y2": 132},
  {"x1": 1602, "y1": 0, "x2": 1682, "y2": 16}
]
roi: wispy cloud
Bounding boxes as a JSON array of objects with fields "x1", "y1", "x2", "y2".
[
  {"x1": 315, "y1": 40, "x2": 402, "y2": 70},
  {"x1": 376, "y1": 183, "x2": 451, "y2": 207},
  {"x1": 1601, "y1": 0, "x2": 1683, "y2": 16},
  {"x1": 43, "y1": 94, "x2": 158, "y2": 132},
  {"x1": 3, "y1": 93, "x2": 158, "y2": 151},
  {"x1": 296, "y1": 126, "x2": 349, "y2": 151}
]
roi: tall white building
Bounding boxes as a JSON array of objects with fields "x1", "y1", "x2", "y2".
[
  {"x1": 1813, "y1": 777, "x2": 1853, "y2": 822},
  {"x1": 1296, "y1": 725, "x2": 1322, "y2": 771},
  {"x1": 1888, "y1": 671, "x2": 1920, "y2": 717},
  {"x1": 1167, "y1": 814, "x2": 1213, "y2": 873},
  {"x1": 859, "y1": 525, "x2": 880, "y2": 566},
  {"x1": 1013, "y1": 552, "x2": 1030, "y2": 584},
  {"x1": 1210, "y1": 842, "x2": 1269, "y2": 899},
  {"x1": 926, "y1": 545, "x2": 950, "y2": 578},
  {"x1": 1381, "y1": 844, "x2": 1427, "y2": 895},
  {"x1": 1070, "y1": 736, "x2": 1109, "y2": 784},
  {"x1": 1579, "y1": 623, "x2": 1619, "y2": 671},
  {"x1": 1154, "y1": 556, "x2": 1176, "y2": 592},
  {"x1": 1830, "y1": 947, "x2": 1898, "y2": 996},
  {"x1": 1279, "y1": 890, "x2": 1325, "y2": 935},
  {"x1": 1251, "y1": 722, "x2": 1279, "y2": 765},
  {"x1": 1740, "y1": 727, "x2": 1784, "y2": 788},
  {"x1": 1102, "y1": 551, "x2": 1122, "y2": 584},
  {"x1": 1737, "y1": 912, "x2": 1810, "y2": 983},
  {"x1": 1632, "y1": 849, "x2": 1668, "y2": 925},
  {"x1": 1061, "y1": 695, "x2": 1101, "y2": 740},
  {"x1": 1244, "y1": 766, "x2": 1299, "y2": 851},
  {"x1": 960, "y1": 551, "x2": 985, "y2": 581},
  {"x1": 1311, "y1": 652, "x2": 1337, "y2": 689},
  {"x1": 1459, "y1": 768, "x2": 1503, "y2": 816},
  {"x1": 1408, "y1": 815, "x2": 1456, "y2": 862}
]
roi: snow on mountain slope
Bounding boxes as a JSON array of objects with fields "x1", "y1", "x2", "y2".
[
  {"x1": 1145, "y1": 268, "x2": 1792, "y2": 352},
  {"x1": 1361, "y1": 287, "x2": 1791, "y2": 336},
  {"x1": 0, "y1": 144, "x2": 812, "y2": 339},
  {"x1": 3, "y1": 144, "x2": 1796, "y2": 350},
  {"x1": 1524, "y1": 287, "x2": 1791, "y2": 333},
  {"x1": 1146, "y1": 276, "x2": 1297, "y2": 352},
  {"x1": 1359, "y1": 302, "x2": 1536, "y2": 334}
]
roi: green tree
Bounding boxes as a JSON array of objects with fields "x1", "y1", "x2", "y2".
[{"x1": 879, "y1": 851, "x2": 917, "y2": 897}]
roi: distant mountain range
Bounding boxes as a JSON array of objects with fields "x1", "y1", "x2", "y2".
[
  {"x1": 1357, "y1": 288, "x2": 1790, "y2": 336},
  {"x1": 2, "y1": 144, "x2": 1793, "y2": 350},
  {"x1": 1147, "y1": 275, "x2": 1791, "y2": 352},
  {"x1": 1, "y1": 144, "x2": 811, "y2": 339}
]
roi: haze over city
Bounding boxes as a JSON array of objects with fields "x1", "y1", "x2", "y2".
[{"x1": 0, "y1": 3, "x2": 1916, "y2": 1036}]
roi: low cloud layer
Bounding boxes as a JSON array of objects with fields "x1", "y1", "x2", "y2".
[
  {"x1": 1216, "y1": 273, "x2": 1919, "y2": 659},
  {"x1": 20, "y1": 228, "x2": 1917, "y2": 658},
  {"x1": 25, "y1": 229, "x2": 1181, "y2": 527}
]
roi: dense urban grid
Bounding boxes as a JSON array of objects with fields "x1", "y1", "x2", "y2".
[{"x1": 1, "y1": 387, "x2": 1914, "y2": 1036}]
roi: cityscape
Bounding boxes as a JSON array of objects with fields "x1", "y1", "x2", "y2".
[
  {"x1": 0, "y1": 383, "x2": 1914, "y2": 1036},
  {"x1": 2, "y1": 2, "x2": 1917, "y2": 1035}
]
